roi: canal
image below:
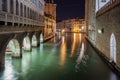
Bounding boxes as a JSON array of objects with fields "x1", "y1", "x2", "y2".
[{"x1": 0, "y1": 33, "x2": 120, "y2": 80}]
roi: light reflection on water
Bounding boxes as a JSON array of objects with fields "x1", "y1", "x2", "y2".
[
  {"x1": 75, "y1": 42, "x2": 89, "y2": 72},
  {"x1": 70, "y1": 33, "x2": 76, "y2": 57},
  {"x1": 2, "y1": 60, "x2": 17, "y2": 80},
  {"x1": 60, "y1": 36, "x2": 66, "y2": 66},
  {"x1": 110, "y1": 72, "x2": 118, "y2": 80},
  {"x1": 0, "y1": 33, "x2": 120, "y2": 80}
]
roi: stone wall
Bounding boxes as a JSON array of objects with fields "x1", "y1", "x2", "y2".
[{"x1": 95, "y1": 5, "x2": 120, "y2": 67}]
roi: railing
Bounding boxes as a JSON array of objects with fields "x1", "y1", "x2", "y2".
[
  {"x1": 96, "y1": 0, "x2": 120, "y2": 17},
  {"x1": 0, "y1": 26, "x2": 43, "y2": 33},
  {"x1": 0, "y1": 11, "x2": 44, "y2": 27},
  {"x1": 0, "y1": 11, "x2": 6, "y2": 21}
]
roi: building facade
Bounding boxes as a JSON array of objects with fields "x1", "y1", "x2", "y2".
[
  {"x1": 0, "y1": 0, "x2": 45, "y2": 69},
  {"x1": 0, "y1": 0, "x2": 44, "y2": 27},
  {"x1": 44, "y1": 0, "x2": 56, "y2": 40},
  {"x1": 86, "y1": 0, "x2": 120, "y2": 69},
  {"x1": 57, "y1": 18, "x2": 85, "y2": 33}
]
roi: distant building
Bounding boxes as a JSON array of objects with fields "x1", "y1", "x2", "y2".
[
  {"x1": 44, "y1": 0, "x2": 56, "y2": 40},
  {"x1": 57, "y1": 18, "x2": 85, "y2": 33},
  {"x1": 86, "y1": 0, "x2": 120, "y2": 70}
]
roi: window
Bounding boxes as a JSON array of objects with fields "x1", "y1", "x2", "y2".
[
  {"x1": 16, "y1": 0, "x2": 19, "y2": 15},
  {"x1": 2, "y1": 0, "x2": 7, "y2": 12},
  {"x1": 10, "y1": 0, "x2": 14, "y2": 14},
  {"x1": 24, "y1": 5, "x2": 26, "y2": 17},
  {"x1": 101, "y1": 0, "x2": 106, "y2": 2},
  {"x1": 20, "y1": 3, "x2": 23, "y2": 16},
  {"x1": 27, "y1": 7, "x2": 29, "y2": 18}
]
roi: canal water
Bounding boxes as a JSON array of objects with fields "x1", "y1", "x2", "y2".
[{"x1": 0, "y1": 33, "x2": 120, "y2": 80}]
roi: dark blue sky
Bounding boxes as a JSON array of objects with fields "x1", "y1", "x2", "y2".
[{"x1": 54, "y1": 0, "x2": 85, "y2": 22}]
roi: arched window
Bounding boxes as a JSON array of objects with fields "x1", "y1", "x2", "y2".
[{"x1": 110, "y1": 33, "x2": 116, "y2": 63}]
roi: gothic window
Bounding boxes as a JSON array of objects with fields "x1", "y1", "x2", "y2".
[{"x1": 110, "y1": 33, "x2": 116, "y2": 63}]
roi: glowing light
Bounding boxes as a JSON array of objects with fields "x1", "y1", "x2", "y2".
[
  {"x1": 62, "y1": 29, "x2": 65, "y2": 33},
  {"x1": 81, "y1": 26, "x2": 84, "y2": 30}
]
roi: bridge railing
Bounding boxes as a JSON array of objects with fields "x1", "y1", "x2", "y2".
[{"x1": 96, "y1": 0, "x2": 120, "y2": 17}]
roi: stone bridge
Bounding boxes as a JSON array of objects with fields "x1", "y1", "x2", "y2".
[{"x1": 0, "y1": 26, "x2": 45, "y2": 69}]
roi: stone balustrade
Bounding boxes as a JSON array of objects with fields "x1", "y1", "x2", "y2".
[{"x1": 0, "y1": 11, "x2": 43, "y2": 27}]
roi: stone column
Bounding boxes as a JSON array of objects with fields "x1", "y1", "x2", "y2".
[{"x1": 0, "y1": 51, "x2": 5, "y2": 70}]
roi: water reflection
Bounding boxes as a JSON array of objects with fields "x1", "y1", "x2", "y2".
[
  {"x1": 22, "y1": 52, "x2": 31, "y2": 75},
  {"x1": 60, "y1": 36, "x2": 66, "y2": 66},
  {"x1": 70, "y1": 33, "x2": 76, "y2": 57},
  {"x1": 2, "y1": 60, "x2": 17, "y2": 80},
  {"x1": 75, "y1": 42, "x2": 89, "y2": 72},
  {"x1": 0, "y1": 33, "x2": 120, "y2": 80},
  {"x1": 110, "y1": 72, "x2": 118, "y2": 80},
  {"x1": 76, "y1": 42, "x2": 85, "y2": 63},
  {"x1": 70, "y1": 33, "x2": 81, "y2": 57}
]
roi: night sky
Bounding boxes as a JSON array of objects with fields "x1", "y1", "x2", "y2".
[{"x1": 54, "y1": 0, "x2": 85, "y2": 22}]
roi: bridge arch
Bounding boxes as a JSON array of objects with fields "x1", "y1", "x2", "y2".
[
  {"x1": 40, "y1": 33, "x2": 44, "y2": 43},
  {"x1": 32, "y1": 34, "x2": 37, "y2": 47},
  {"x1": 5, "y1": 39, "x2": 21, "y2": 58},
  {"x1": 23, "y1": 36, "x2": 31, "y2": 51},
  {"x1": 110, "y1": 33, "x2": 116, "y2": 63}
]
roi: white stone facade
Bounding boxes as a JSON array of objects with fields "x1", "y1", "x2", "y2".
[{"x1": 0, "y1": 0, "x2": 45, "y2": 27}]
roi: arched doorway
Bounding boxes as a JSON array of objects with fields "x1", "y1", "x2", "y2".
[
  {"x1": 40, "y1": 33, "x2": 43, "y2": 43},
  {"x1": 23, "y1": 36, "x2": 31, "y2": 51},
  {"x1": 110, "y1": 33, "x2": 116, "y2": 63},
  {"x1": 32, "y1": 35, "x2": 37, "y2": 47},
  {"x1": 5, "y1": 39, "x2": 20, "y2": 58}
]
